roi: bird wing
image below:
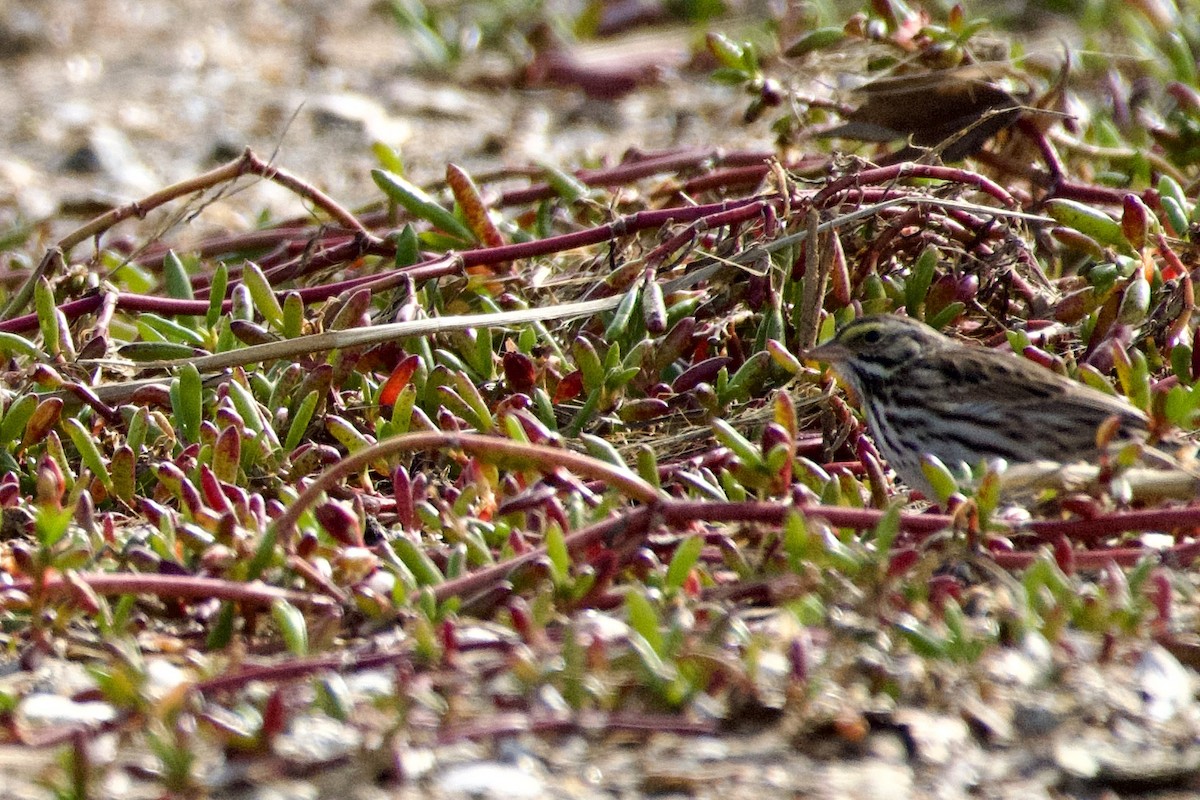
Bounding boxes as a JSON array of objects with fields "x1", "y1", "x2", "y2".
[{"x1": 921, "y1": 346, "x2": 1148, "y2": 431}]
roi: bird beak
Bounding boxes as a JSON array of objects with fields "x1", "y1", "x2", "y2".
[{"x1": 801, "y1": 340, "x2": 849, "y2": 363}]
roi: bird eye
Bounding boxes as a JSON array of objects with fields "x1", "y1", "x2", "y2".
[{"x1": 861, "y1": 328, "x2": 882, "y2": 344}]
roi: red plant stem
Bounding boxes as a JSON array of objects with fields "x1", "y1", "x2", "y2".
[
  {"x1": 674, "y1": 164, "x2": 774, "y2": 196},
  {"x1": 0, "y1": 293, "x2": 100, "y2": 333},
  {"x1": 433, "y1": 509, "x2": 649, "y2": 605},
  {"x1": 31, "y1": 492, "x2": 1174, "y2": 640},
  {"x1": 668, "y1": 501, "x2": 1200, "y2": 554},
  {"x1": 61, "y1": 382, "x2": 123, "y2": 426},
  {"x1": 411, "y1": 494, "x2": 1200, "y2": 607},
  {"x1": 436, "y1": 503, "x2": 950, "y2": 609},
  {"x1": 135, "y1": 225, "x2": 330, "y2": 267},
  {"x1": 428, "y1": 497, "x2": 1200, "y2": 611},
  {"x1": 2, "y1": 261, "x2": 463, "y2": 333},
  {"x1": 196, "y1": 233, "x2": 352, "y2": 286},
  {"x1": 823, "y1": 460, "x2": 866, "y2": 474},
  {"x1": 218, "y1": 196, "x2": 769, "y2": 289},
  {"x1": 302, "y1": 253, "x2": 463, "y2": 299},
  {"x1": 1, "y1": 197, "x2": 767, "y2": 334},
  {"x1": 944, "y1": 207, "x2": 994, "y2": 239},
  {"x1": 859, "y1": 205, "x2": 927, "y2": 270},
  {"x1": 258, "y1": 233, "x2": 392, "y2": 285},
  {"x1": 807, "y1": 185, "x2": 914, "y2": 209},
  {"x1": 4, "y1": 573, "x2": 338, "y2": 609},
  {"x1": 659, "y1": 500, "x2": 956, "y2": 533},
  {"x1": 644, "y1": 200, "x2": 771, "y2": 268},
  {"x1": 458, "y1": 197, "x2": 765, "y2": 270},
  {"x1": 992, "y1": 539, "x2": 1200, "y2": 570},
  {"x1": 1022, "y1": 506, "x2": 1200, "y2": 543},
  {"x1": 194, "y1": 648, "x2": 411, "y2": 695},
  {"x1": 1018, "y1": 117, "x2": 1067, "y2": 180},
  {"x1": 271, "y1": 432, "x2": 662, "y2": 543},
  {"x1": 433, "y1": 501, "x2": 954, "y2": 609},
  {"x1": 54, "y1": 148, "x2": 379, "y2": 257},
  {"x1": 500, "y1": 147, "x2": 778, "y2": 206},
  {"x1": 1156, "y1": 232, "x2": 1189, "y2": 278},
  {"x1": 260, "y1": 197, "x2": 761, "y2": 284},
  {"x1": 132, "y1": 147, "x2": 781, "y2": 268},
  {"x1": 181, "y1": 232, "x2": 360, "y2": 292},
  {"x1": 286, "y1": 554, "x2": 349, "y2": 603},
  {"x1": 932, "y1": 212, "x2": 974, "y2": 245},
  {"x1": 1046, "y1": 180, "x2": 1155, "y2": 207},
  {"x1": 812, "y1": 163, "x2": 1018, "y2": 209}
]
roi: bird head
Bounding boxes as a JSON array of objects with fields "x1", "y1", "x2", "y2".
[{"x1": 803, "y1": 315, "x2": 948, "y2": 389}]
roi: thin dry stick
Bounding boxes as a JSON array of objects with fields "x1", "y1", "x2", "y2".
[
  {"x1": 98, "y1": 295, "x2": 629, "y2": 374},
  {"x1": 795, "y1": 207, "x2": 830, "y2": 351},
  {"x1": 433, "y1": 510, "x2": 648, "y2": 606},
  {"x1": 57, "y1": 147, "x2": 378, "y2": 254},
  {"x1": 270, "y1": 432, "x2": 664, "y2": 543}
]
